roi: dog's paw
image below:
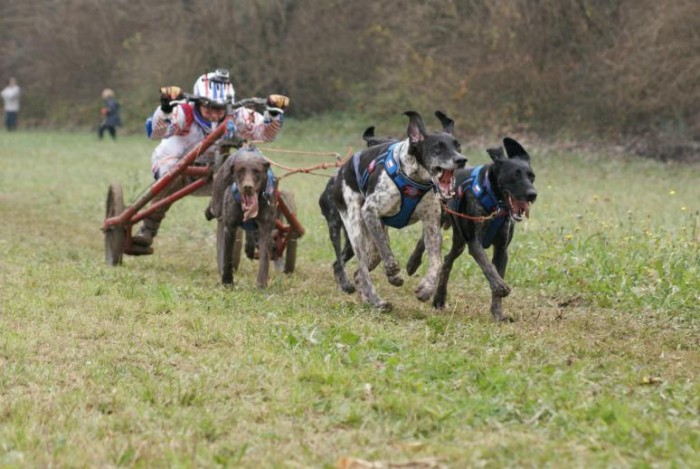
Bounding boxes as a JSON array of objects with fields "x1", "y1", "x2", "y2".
[
  {"x1": 432, "y1": 291, "x2": 446, "y2": 309},
  {"x1": 492, "y1": 281, "x2": 511, "y2": 298},
  {"x1": 415, "y1": 282, "x2": 435, "y2": 302},
  {"x1": 388, "y1": 274, "x2": 404, "y2": 287},
  {"x1": 375, "y1": 301, "x2": 393, "y2": 312},
  {"x1": 384, "y1": 260, "x2": 401, "y2": 278},
  {"x1": 492, "y1": 312, "x2": 514, "y2": 323},
  {"x1": 335, "y1": 270, "x2": 356, "y2": 293}
]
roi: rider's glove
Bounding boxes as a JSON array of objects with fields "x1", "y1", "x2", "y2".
[
  {"x1": 267, "y1": 94, "x2": 289, "y2": 110},
  {"x1": 159, "y1": 86, "x2": 183, "y2": 113}
]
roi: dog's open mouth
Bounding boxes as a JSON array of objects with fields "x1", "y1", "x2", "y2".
[
  {"x1": 505, "y1": 192, "x2": 531, "y2": 222},
  {"x1": 432, "y1": 168, "x2": 456, "y2": 199},
  {"x1": 241, "y1": 193, "x2": 259, "y2": 221}
]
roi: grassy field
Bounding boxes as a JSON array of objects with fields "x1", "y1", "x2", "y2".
[{"x1": 0, "y1": 120, "x2": 698, "y2": 468}]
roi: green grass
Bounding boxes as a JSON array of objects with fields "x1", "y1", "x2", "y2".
[{"x1": 0, "y1": 121, "x2": 698, "y2": 468}]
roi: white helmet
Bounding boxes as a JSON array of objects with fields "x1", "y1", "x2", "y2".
[{"x1": 192, "y1": 69, "x2": 235, "y2": 108}]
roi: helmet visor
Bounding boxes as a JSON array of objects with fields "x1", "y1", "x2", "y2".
[{"x1": 199, "y1": 99, "x2": 226, "y2": 110}]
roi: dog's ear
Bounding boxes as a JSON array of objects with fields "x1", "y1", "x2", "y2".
[
  {"x1": 434, "y1": 110, "x2": 454, "y2": 135},
  {"x1": 405, "y1": 111, "x2": 427, "y2": 143},
  {"x1": 223, "y1": 154, "x2": 238, "y2": 186},
  {"x1": 503, "y1": 137, "x2": 530, "y2": 161},
  {"x1": 487, "y1": 147, "x2": 506, "y2": 163},
  {"x1": 362, "y1": 126, "x2": 376, "y2": 142}
]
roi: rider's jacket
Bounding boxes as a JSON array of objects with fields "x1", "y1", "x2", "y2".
[{"x1": 149, "y1": 102, "x2": 282, "y2": 178}]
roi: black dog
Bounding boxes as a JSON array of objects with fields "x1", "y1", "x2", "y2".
[
  {"x1": 318, "y1": 127, "x2": 398, "y2": 293},
  {"x1": 433, "y1": 137, "x2": 537, "y2": 321},
  {"x1": 331, "y1": 111, "x2": 467, "y2": 310},
  {"x1": 211, "y1": 147, "x2": 277, "y2": 288}
]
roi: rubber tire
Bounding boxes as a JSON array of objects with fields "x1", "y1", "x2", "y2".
[
  {"x1": 283, "y1": 237, "x2": 297, "y2": 274},
  {"x1": 217, "y1": 221, "x2": 243, "y2": 276},
  {"x1": 278, "y1": 190, "x2": 298, "y2": 274},
  {"x1": 104, "y1": 183, "x2": 125, "y2": 266}
]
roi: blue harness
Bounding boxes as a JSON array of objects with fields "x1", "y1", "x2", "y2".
[
  {"x1": 449, "y1": 165, "x2": 508, "y2": 248},
  {"x1": 353, "y1": 143, "x2": 434, "y2": 229},
  {"x1": 230, "y1": 169, "x2": 276, "y2": 231}
]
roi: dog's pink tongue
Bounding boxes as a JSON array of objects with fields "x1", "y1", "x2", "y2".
[
  {"x1": 242, "y1": 194, "x2": 259, "y2": 221},
  {"x1": 519, "y1": 200, "x2": 531, "y2": 218},
  {"x1": 511, "y1": 199, "x2": 531, "y2": 218},
  {"x1": 436, "y1": 170, "x2": 454, "y2": 197}
]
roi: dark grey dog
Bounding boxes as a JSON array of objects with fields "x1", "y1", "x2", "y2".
[
  {"x1": 331, "y1": 111, "x2": 467, "y2": 310},
  {"x1": 432, "y1": 137, "x2": 537, "y2": 321},
  {"x1": 210, "y1": 147, "x2": 276, "y2": 288}
]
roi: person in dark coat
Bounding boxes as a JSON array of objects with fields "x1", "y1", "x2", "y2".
[{"x1": 98, "y1": 88, "x2": 122, "y2": 140}]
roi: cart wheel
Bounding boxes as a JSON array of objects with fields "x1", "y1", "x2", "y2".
[
  {"x1": 278, "y1": 190, "x2": 298, "y2": 274},
  {"x1": 104, "y1": 183, "x2": 125, "y2": 266},
  {"x1": 217, "y1": 221, "x2": 243, "y2": 275},
  {"x1": 283, "y1": 237, "x2": 297, "y2": 274}
]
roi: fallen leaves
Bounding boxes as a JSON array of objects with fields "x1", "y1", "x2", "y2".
[{"x1": 337, "y1": 457, "x2": 445, "y2": 469}]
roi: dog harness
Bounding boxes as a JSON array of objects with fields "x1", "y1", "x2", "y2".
[
  {"x1": 353, "y1": 143, "x2": 434, "y2": 229},
  {"x1": 230, "y1": 169, "x2": 276, "y2": 231},
  {"x1": 450, "y1": 165, "x2": 508, "y2": 248}
]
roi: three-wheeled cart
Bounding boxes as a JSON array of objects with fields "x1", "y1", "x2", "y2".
[{"x1": 101, "y1": 96, "x2": 305, "y2": 275}]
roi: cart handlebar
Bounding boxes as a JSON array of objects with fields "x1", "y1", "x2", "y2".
[{"x1": 171, "y1": 94, "x2": 268, "y2": 112}]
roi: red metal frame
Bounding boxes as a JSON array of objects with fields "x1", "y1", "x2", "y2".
[
  {"x1": 272, "y1": 187, "x2": 304, "y2": 259},
  {"x1": 101, "y1": 113, "x2": 304, "y2": 258}
]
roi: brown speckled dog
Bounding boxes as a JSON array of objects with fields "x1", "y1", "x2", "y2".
[{"x1": 210, "y1": 146, "x2": 276, "y2": 288}]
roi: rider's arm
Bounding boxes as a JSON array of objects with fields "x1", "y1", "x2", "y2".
[
  {"x1": 149, "y1": 103, "x2": 193, "y2": 140},
  {"x1": 232, "y1": 107, "x2": 283, "y2": 142}
]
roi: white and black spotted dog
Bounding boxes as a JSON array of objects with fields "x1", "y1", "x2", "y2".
[
  {"x1": 331, "y1": 111, "x2": 467, "y2": 311},
  {"x1": 318, "y1": 126, "x2": 398, "y2": 294}
]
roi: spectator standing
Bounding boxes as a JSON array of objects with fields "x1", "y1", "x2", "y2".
[
  {"x1": 98, "y1": 88, "x2": 122, "y2": 140},
  {"x1": 1, "y1": 77, "x2": 20, "y2": 131}
]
